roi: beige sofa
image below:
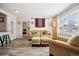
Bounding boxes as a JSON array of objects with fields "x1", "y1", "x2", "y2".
[
  {"x1": 30, "y1": 30, "x2": 40, "y2": 46},
  {"x1": 32, "y1": 37, "x2": 40, "y2": 45},
  {"x1": 41, "y1": 37, "x2": 51, "y2": 45},
  {"x1": 49, "y1": 35, "x2": 79, "y2": 56},
  {"x1": 31, "y1": 30, "x2": 51, "y2": 46},
  {"x1": 40, "y1": 30, "x2": 51, "y2": 45}
]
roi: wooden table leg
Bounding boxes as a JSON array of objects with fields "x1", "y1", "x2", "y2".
[
  {"x1": 0, "y1": 36, "x2": 4, "y2": 46},
  {"x1": 5, "y1": 35, "x2": 8, "y2": 44},
  {"x1": 7, "y1": 35, "x2": 11, "y2": 43}
]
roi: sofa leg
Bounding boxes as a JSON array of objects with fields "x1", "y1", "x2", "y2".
[
  {"x1": 29, "y1": 39, "x2": 32, "y2": 41},
  {"x1": 32, "y1": 44, "x2": 40, "y2": 47},
  {"x1": 49, "y1": 53, "x2": 54, "y2": 56}
]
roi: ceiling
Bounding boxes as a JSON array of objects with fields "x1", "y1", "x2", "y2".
[{"x1": 0, "y1": 3, "x2": 72, "y2": 18}]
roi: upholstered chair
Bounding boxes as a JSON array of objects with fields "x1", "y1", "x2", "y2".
[{"x1": 49, "y1": 35, "x2": 79, "y2": 56}]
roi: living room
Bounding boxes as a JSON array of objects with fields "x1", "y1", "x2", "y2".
[{"x1": 0, "y1": 2, "x2": 79, "y2": 57}]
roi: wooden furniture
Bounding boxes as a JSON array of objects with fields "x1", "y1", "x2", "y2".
[
  {"x1": 0, "y1": 36, "x2": 3, "y2": 46},
  {"x1": 0, "y1": 32, "x2": 11, "y2": 46}
]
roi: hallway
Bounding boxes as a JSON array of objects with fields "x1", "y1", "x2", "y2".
[{"x1": 0, "y1": 38, "x2": 49, "y2": 56}]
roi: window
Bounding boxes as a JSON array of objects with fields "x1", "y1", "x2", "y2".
[{"x1": 60, "y1": 10, "x2": 79, "y2": 34}]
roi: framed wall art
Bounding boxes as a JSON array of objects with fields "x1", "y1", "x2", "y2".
[
  {"x1": 0, "y1": 17, "x2": 4, "y2": 22},
  {"x1": 35, "y1": 18, "x2": 45, "y2": 27}
]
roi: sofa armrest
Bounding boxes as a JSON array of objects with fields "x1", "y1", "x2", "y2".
[
  {"x1": 57, "y1": 36, "x2": 69, "y2": 42},
  {"x1": 49, "y1": 40, "x2": 79, "y2": 53}
]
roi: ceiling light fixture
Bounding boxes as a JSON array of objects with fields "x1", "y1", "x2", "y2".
[{"x1": 14, "y1": 8, "x2": 20, "y2": 13}]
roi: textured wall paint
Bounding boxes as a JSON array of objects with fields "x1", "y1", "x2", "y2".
[
  {"x1": 0, "y1": 13, "x2": 6, "y2": 32},
  {"x1": 29, "y1": 18, "x2": 53, "y2": 32},
  {"x1": 0, "y1": 8, "x2": 17, "y2": 40}
]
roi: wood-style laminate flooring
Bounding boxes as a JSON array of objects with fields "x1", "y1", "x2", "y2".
[{"x1": 0, "y1": 38, "x2": 49, "y2": 56}]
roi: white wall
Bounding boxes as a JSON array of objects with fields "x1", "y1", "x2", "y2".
[
  {"x1": 0, "y1": 8, "x2": 17, "y2": 40},
  {"x1": 16, "y1": 17, "x2": 30, "y2": 38},
  {"x1": 29, "y1": 18, "x2": 53, "y2": 32},
  {"x1": 0, "y1": 8, "x2": 26, "y2": 39},
  {"x1": 16, "y1": 18, "x2": 23, "y2": 38},
  {"x1": 0, "y1": 8, "x2": 53, "y2": 39}
]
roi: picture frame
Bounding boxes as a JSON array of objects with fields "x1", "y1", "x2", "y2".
[
  {"x1": 35, "y1": 18, "x2": 45, "y2": 27},
  {"x1": 0, "y1": 17, "x2": 4, "y2": 22}
]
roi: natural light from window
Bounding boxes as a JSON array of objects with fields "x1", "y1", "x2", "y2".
[{"x1": 60, "y1": 10, "x2": 79, "y2": 34}]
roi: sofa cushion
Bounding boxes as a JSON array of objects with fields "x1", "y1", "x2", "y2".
[
  {"x1": 41, "y1": 37, "x2": 50, "y2": 40},
  {"x1": 67, "y1": 35, "x2": 79, "y2": 47},
  {"x1": 32, "y1": 37, "x2": 40, "y2": 45}
]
